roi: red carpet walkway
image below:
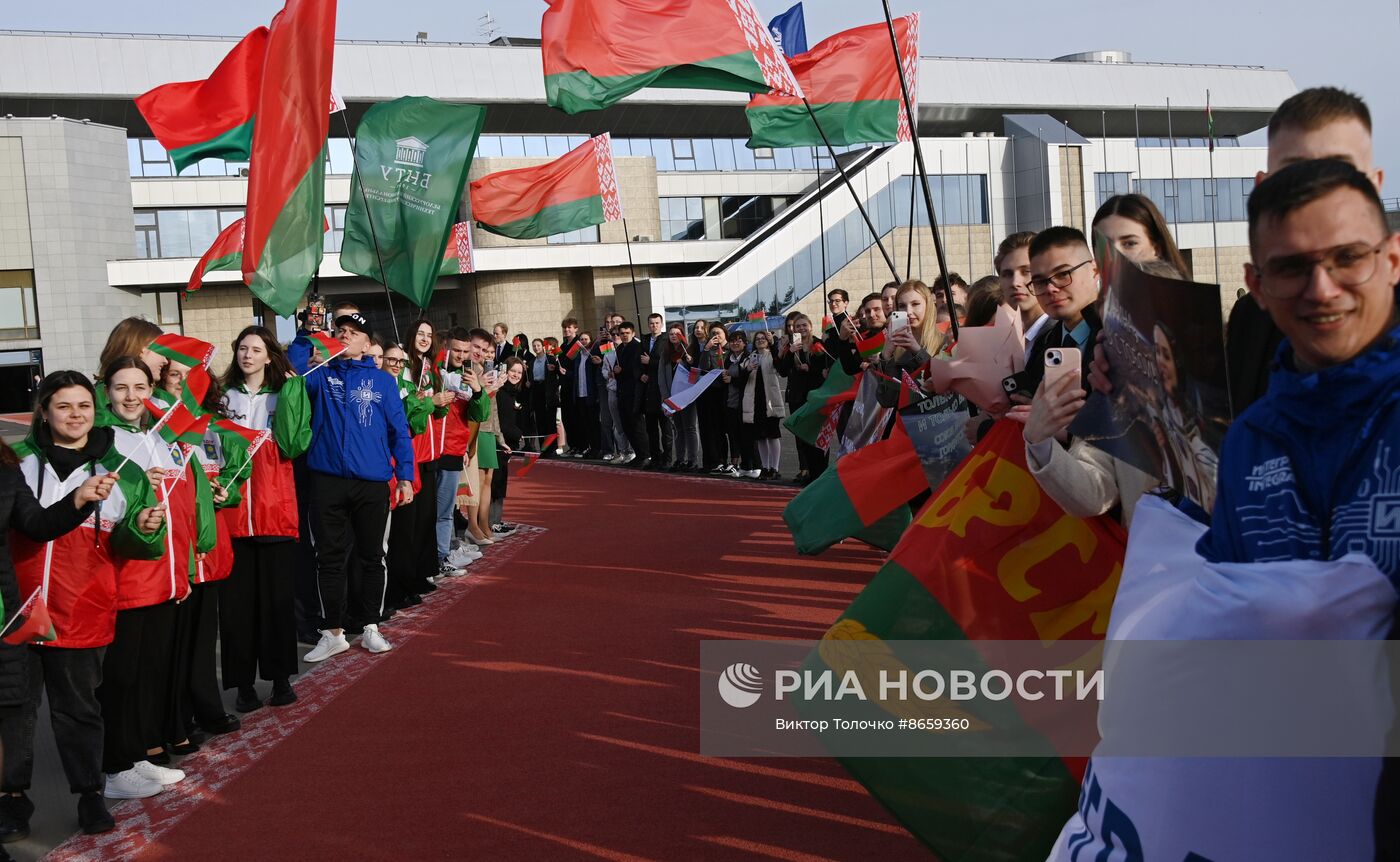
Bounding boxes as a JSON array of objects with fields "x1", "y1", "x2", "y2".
[{"x1": 50, "y1": 461, "x2": 930, "y2": 861}]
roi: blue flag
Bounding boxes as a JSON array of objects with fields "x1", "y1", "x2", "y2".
[{"x1": 767, "y1": 3, "x2": 807, "y2": 58}]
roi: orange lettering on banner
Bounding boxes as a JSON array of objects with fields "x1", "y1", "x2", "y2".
[
  {"x1": 996, "y1": 514, "x2": 1100, "y2": 603},
  {"x1": 1028, "y1": 562, "x2": 1122, "y2": 641},
  {"x1": 919, "y1": 452, "x2": 1039, "y2": 537}
]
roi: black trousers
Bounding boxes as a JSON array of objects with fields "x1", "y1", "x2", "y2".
[
  {"x1": 1, "y1": 646, "x2": 104, "y2": 794},
  {"x1": 291, "y1": 456, "x2": 321, "y2": 639},
  {"x1": 489, "y1": 453, "x2": 509, "y2": 525},
  {"x1": 561, "y1": 396, "x2": 581, "y2": 451},
  {"x1": 645, "y1": 407, "x2": 675, "y2": 465},
  {"x1": 168, "y1": 582, "x2": 225, "y2": 741},
  {"x1": 796, "y1": 438, "x2": 828, "y2": 478},
  {"x1": 98, "y1": 601, "x2": 176, "y2": 774},
  {"x1": 309, "y1": 472, "x2": 390, "y2": 631},
  {"x1": 701, "y1": 391, "x2": 729, "y2": 467},
  {"x1": 726, "y1": 407, "x2": 758, "y2": 470},
  {"x1": 220, "y1": 538, "x2": 298, "y2": 688},
  {"x1": 623, "y1": 397, "x2": 649, "y2": 461},
  {"x1": 386, "y1": 461, "x2": 438, "y2": 607}
]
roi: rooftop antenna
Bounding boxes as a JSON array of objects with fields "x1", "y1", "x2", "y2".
[
  {"x1": 415, "y1": 31, "x2": 428, "y2": 44},
  {"x1": 478, "y1": 12, "x2": 499, "y2": 43}
]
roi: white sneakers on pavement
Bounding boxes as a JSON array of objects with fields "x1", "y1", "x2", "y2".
[
  {"x1": 134, "y1": 760, "x2": 185, "y2": 786},
  {"x1": 359, "y1": 624, "x2": 392, "y2": 654},
  {"x1": 104, "y1": 768, "x2": 163, "y2": 799},
  {"x1": 304, "y1": 630, "x2": 350, "y2": 663}
]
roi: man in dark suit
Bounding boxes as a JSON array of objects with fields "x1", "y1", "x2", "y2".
[
  {"x1": 491, "y1": 322, "x2": 511, "y2": 364},
  {"x1": 1022, "y1": 226, "x2": 1102, "y2": 394},
  {"x1": 639, "y1": 313, "x2": 675, "y2": 468},
  {"x1": 557, "y1": 317, "x2": 582, "y2": 456},
  {"x1": 613, "y1": 321, "x2": 650, "y2": 467}
]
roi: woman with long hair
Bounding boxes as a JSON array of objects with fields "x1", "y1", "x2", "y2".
[
  {"x1": 882, "y1": 280, "x2": 947, "y2": 381},
  {"x1": 774, "y1": 312, "x2": 830, "y2": 484},
  {"x1": 665, "y1": 324, "x2": 702, "y2": 472},
  {"x1": 97, "y1": 356, "x2": 210, "y2": 799},
  {"x1": 1092, "y1": 193, "x2": 1192, "y2": 278},
  {"x1": 741, "y1": 330, "x2": 787, "y2": 480},
  {"x1": 719, "y1": 329, "x2": 758, "y2": 478},
  {"x1": 389, "y1": 319, "x2": 453, "y2": 608},
  {"x1": 97, "y1": 318, "x2": 165, "y2": 384},
  {"x1": 0, "y1": 372, "x2": 162, "y2": 839},
  {"x1": 217, "y1": 326, "x2": 311, "y2": 713}
]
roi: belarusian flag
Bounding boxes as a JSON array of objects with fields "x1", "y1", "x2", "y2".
[
  {"x1": 150, "y1": 333, "x2": 216, "y2": 368},
  {"x1": 564, "y1": 340, "x2": 584, "y2": 360},
  {"x1": 470, "y1": 134, "x2": 624, "y2": 240},
  {"x1": 187, "y1": 218, "x2": 245, "y2": 295},
  {"x1": 746, "y1": 14, "x2": 919, "y2": 149},
  {"x1": 179, "y1": 364, "x2": 214, "y2": 417},
  {"x1": 438, "y1": 222, "x2": 476, "y2": 276},
  {"x1": 212, "y1": 417, "x2": 273, "y2": 490},
  {"x1": 747, "y1": 310, "x2": 766, "y2": 322},
  {"x1": 135, "y1": 27, "x2": 269, "y2": 175},
  {"x1": 241, "y1": 0, "x2": 337, "y2": 318},
  {"x1": 784, "y1": 363, "x2": 856, "y2": 445},
  {"x1": 145, "y1": 400, "x2": 212, "y2": 446},
  {"x1": 340, "y1": 97, "x2": 488, "y2": 309},
  {"x1": 541, "y1": 0, "x2": 803, "y2": 115},
  {"x1": 782, "y1": 416, "x2": 924, "y2": 554},
  {"x1": 305, "y1": 332, "x2": 344, "y2": 362},
  {"x1": 1, "y1": 587, "x2": 56, "y2": 645},
  {"x1": 856, "y1": 330, "x2": 886, "y2": 359},
  {"x1": 799, "y1": 421, "x2": 1126, "y2": 859},
  {"x1": 597, "y1": 341, "x2": 614, "y2": 355}
]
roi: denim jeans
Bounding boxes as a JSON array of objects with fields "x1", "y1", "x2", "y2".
[
  {"x1": 606, "y1": 390, "x2": 632, "y2": 455},
  {"x1": 3, "y1": 645, "x2": 105, "y2": 794},
  {"x1": 436, "y1": 468, "x2": 461, "y2": 559}
]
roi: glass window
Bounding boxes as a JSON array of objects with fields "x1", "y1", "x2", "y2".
[
  {"x1": 141, "y1": 292, "x2": 183, "y2": 327},
  {"x1": 0, "y1": 270, "x2": 39, "y2": 340},
  {"x1": 127, "y1": 140, "x2": 142, "y2": 177},
  {"x1": 629, "y1": 139, "x2": 652, "y2": 158},
  {"x1": 218, "y1": 208, "x2": 244, "y2": 230},
  {"x1": 792, "y1": 147, "x2": 815, "y2": 171},
  {"x1": 773, "y1": 148, "x2": 795, "y2": 170},
  {"x1": 693, "y1": 138, "x2": 716, "y2": 171},
  {"x1": 672, "y1": 138, "x2": 693, "y2": 159},
  {"x1": 187, "y1": 209, "x2": 220, "y2": 256},
  {"x1": 661, "y1": 196, "x2": 705, "y2": 240},
  {"x1": 568, "y1": 135, "x2": 589, "y2": 150},
  {"x1": 546, "y1": 136, "x2": 570, "y2": 157},
  {"x1": 156, "y1": 210, "x2": 192, "y2": 258},
  {"x1": 610, "y1": 138, "x2": 631, "y2": 157},
  {"x1": 792, "y1": 238, "x2": 812, "y2": 293},
  {"x1": 326, "y1": 138, "x2": 355, "y2": 174},
  {"x1": 825, "y1": 218, "x2": 845, "y2": 273},
  {"x1": 499, "y1": 135, "x2": 526, "y2": 157},
  {"x1": 651, "y1": 140, "x2": 674, "y2": 171},
  {"x1": 753, "y1": 147, "x2": 775, "y2": 169},
  {"x1": 546, "y1": 225, "x2": 600, "y2": 244},
  {"x1": 324, "y1": 205, "x2": 346, "y2": 253},
  {"x1": 476, "y1": 135, "x2": 502, "y2": 158},
  {"x1": 733, "y1": 143, "x2": 756, "y2": 171},
  {"x1": 524, "y1": 136, "x2": 548, "y2": 157}
]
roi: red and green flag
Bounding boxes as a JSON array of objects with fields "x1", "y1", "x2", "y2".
[
  {"x1": 135, "y1": 27, "x2": 269, "y2": 175},
  {"x1": 746, "y1": 14, "x2": 919, "y2": 149},
  {"x1": 598, "y1": 341, "x2": 614, "y2": 355},
  {"x1": 241, "y1": 0, "x2": 337, "y2": 318},
  {"x1": 438, "y1": 222, "x2": 476, "y2": 276},
  {"x1": 212, "y1": 417, "x2": 273, "y2": 490},
  {"x1": 150, "y1": 333, "x2": 216, "y2": 368},
  {"x1": 186, "y1": 218, "x2": 245, "y2": 296},
  {"x1": 799, "y1": 421, "x2": 1126, "y2": 859},
  {"x1": 564, "y1": 340, "x2": 584, "y2": 360},
  {"x1": 470, "y1": 134, "x2": 624, "y2": 240},
  {"x1": 856, "y1": 330, "x2": 886, "y2": 358},
  {"x1": 1, "y1": 587, "x2": 56, "y2": 646},
  {"x1": 179, "y1": 364, "x2": 213, "y2": 417},
  {"x1": 305, "y1": 332, "x2": 344, "y2": 363},
  {"x1": 782, "y1": 416, "x2": 925, "y2": 554},
  {"x1": 746, "y1": 310, "x2": 766, "y2": 322},
  {"x1": 783, "y1": 362, "x2": 856, "y2": 445},
  {"x1": 144, "y1": 399, "x2": 212, "y2": 446},
  {"x1": 541, "y1": 0, "x2": 803, "y2": 115}
]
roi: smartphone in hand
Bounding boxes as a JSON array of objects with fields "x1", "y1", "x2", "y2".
[
  {"x1": 1043, "y1": 347, "x2": 1082, "y2": 391},
  {"x1": 887, "y1": 310, "x2": 908, "y2": 334}
]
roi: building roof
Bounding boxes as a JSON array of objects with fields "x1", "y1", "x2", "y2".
[{"x1": 0, "y1": 30, "x2": 1296, "y2": 138}]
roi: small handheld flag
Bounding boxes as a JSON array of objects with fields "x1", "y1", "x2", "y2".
[
  {"x1": 301, "y1": 332, "x2": 346, "y2": 376},
  {"x1": 150, "y1": 333, "x2": 216, "y2": 368},
  {"x1": 180, "y1": 364, "x2": 213, "y2": 417},
  {"x1": 1, "y1": 587, "x2": 56, "y2": 645},
  {"x1": 565, "y1": 341, "x2": 584, "y2": 360},
  {"x1": 598, "y1": 341, "x2": 615, "y2": 355},
  {"x1": 747, "y1": 310, "x2": 767, "y2": 322},
  {"x1": 856, "y1": 331, "x2": 887, "y2": 359},
  {"x1": 145, "y1": 400, "x2": 212, "y2": 446}
]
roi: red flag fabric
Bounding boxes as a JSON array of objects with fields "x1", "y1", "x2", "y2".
[
  {"x1": 469, "y1": 135, "x2": 623, "y2": 240},
  {"x1": 135, "y1": 28, "x2": 269, "y2": 174},
  {"x1": 2, "y1": 587, "x2": 56, "y2": 645},
  {"x1": 150, "y1": 333, "x2": 216, "y2": 368},
  {"x1": 241, "y1": 0, "x2": 337, "y2": 318}
]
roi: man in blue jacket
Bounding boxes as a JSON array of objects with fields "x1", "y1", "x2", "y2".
[
  {"x1": 1199, "y1": 158, "x2": 1400, "y2": 570},
  {"x1": 303, "y1": 311, "x2": 416, "y2": 662}
]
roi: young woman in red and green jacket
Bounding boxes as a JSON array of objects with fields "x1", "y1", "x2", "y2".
[
  {"x1": 97, "y1": 356, "x2": 216, "y2": 793},
  {"x1": 216, "y1": 326, "x2": 311, "y2": 712},
  {"x1": 3, "y1": 370, "x2": 166, "y2": 832}
]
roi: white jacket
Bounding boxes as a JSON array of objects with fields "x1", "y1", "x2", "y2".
[{"x1": 741, "y1": 351, "x2": 787, "y2": 424}]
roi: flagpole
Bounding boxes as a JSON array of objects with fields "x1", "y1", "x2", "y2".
[
  {"x1": 878, "y1": 0, "x2": 957, "y2": 340},
  {"x1": 1207, "y1": 88, "x2": 1220, "y2": 285},
  {"x1": 1166, "y1": 97, "x2": 1179, "y2": 238},
  {"x1": 816, "y1": 147, "x2": 828, "y2": 295},
  {"x1": 110, "y1": 405, "x2": 178, "y2": 477},
  {"x1": 300, "y1": 347, "x2": 347, "y2": 376},
  {"x1": 801, "y1": 99, "x2": 900, "y2": 283},
  {"x1": 621, "y1": 216, "x2": 642, "y2": 323},
  {"x1": 905, "y1": 144, "x2": 916, "y2": 278},
  {"x1": 339, "y1": 110, "x2": 401, "y2": 344}
]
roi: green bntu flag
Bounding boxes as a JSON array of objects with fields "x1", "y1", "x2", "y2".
[{"x1": 340, "y1": 97, "x2": 488, "y2": 308}]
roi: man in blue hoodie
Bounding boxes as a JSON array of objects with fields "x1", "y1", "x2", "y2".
[
  {"x1": 303, "y1": 311, "x2": 416, "y2": 662},
  {"x1": 1199, "y1": 158, "x2": 1400, "y2": 569}
]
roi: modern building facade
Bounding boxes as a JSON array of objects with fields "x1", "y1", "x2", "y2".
[{"x1": 0, "y1": 29, "x2": 1300, "y2": 407}]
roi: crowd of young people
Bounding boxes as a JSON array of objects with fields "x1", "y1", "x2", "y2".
[{"x1": 0, "y1": 305, "x2": 530, "y2": 850}]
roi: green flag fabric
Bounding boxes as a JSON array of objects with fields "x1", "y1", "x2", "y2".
[{"x1": 339, "y1": 97, "x2": 487, "y2": 309}]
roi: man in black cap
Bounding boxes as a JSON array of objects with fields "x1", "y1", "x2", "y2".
[{"x1": 302, "y1": 312, "x2": 415, "y2": 662}]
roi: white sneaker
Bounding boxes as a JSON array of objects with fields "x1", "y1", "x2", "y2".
[
  {"x1": 447, "y1": 549, "x2": 479, "y2": 570},
  {"x1": 134, "y1": 760, "x2": 185, "y2": 785},
  {"x1": 620, "y1": 452, "x2": 636, "y2": 464},
  {"x1": 359, "y1": 624, "x2": 392, "y2": 654},
  {"x1": 104, "y1": 768, "x2": 164, "y2": 799},
  {"x1": 742, "y1": 469, "x2": 762, "y2": 479},
  {"x1": 304, "y1": 630, "x2": 350, "y2": 662},
  {"x1": 602, "y1": 453, "x2": 615, "y2": 461}
]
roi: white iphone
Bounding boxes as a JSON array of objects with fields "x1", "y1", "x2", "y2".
[{"x1": 887, "y1": 310, "x2": 909, "y2": 333}]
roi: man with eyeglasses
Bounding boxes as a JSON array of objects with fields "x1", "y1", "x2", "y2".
[{"x1": 1022, "y1": 226, "x2": 1102, "y2": 395}]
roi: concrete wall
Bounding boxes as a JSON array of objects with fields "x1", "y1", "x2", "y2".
[
  {"x1": 1, "y1": 118, "x2": 138, "y2": 374},
  {"x1": 181, "y1": 284, "x2": 256, "y2": 378}
]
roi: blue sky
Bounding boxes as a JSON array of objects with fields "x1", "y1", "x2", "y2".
[{"x1": 8, "y1": 0, "x2": 1397, "y2": 187}]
